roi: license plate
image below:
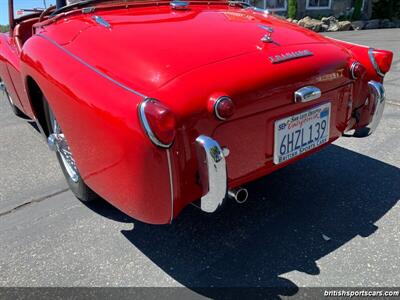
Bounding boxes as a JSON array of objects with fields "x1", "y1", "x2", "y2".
[{"x1": 274, "y1": 102, "x2": 331, "y2": 164}]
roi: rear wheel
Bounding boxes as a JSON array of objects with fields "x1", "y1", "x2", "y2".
[{"x1": 43, "y1": 97, "x2": 98, "y2": 202}]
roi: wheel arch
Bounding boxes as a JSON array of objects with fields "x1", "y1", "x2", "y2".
[{"x1": 25, "y1": 75, "x2": 50, "y2": 137}]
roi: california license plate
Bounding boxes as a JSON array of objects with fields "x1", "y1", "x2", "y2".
[{"x1": 274, "y1": 102, "x2": 331, "y2": 164}]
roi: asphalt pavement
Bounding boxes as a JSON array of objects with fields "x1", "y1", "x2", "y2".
[{"x1": 0, "y1": 29, "x2": 399, "y2": 298}]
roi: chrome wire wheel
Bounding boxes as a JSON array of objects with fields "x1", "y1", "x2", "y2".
[
  {"x1": 44, "y1": 98, "x2": 98, "y2": 203},
  {"x1": 48, "y1": 110, "x2": 80, "y2": 183}
]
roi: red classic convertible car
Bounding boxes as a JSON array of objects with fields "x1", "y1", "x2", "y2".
[{"x1": 0, "y1": 0, "x2": 393, "y2": 224}]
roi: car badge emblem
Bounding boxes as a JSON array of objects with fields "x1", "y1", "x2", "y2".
[
  {"x1": 268, "y1": 50, "x2": 314, "y2": 64},
  {"x1": 258, "y1": 24, "x2": 273, "y2": 42},
  {"x1": 258, "y1": 24, "x2": 280, "y2": 46}
]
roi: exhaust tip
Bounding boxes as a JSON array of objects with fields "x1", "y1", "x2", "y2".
[{"x1": 228, "y1": 188, "x2": 249, "y2": 204}]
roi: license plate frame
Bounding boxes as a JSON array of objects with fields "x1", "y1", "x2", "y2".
[{"x1": 273, "y1": 102, "x2": 331, "y2": 165}]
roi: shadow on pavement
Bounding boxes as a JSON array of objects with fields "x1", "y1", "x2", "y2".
[{"x1": 85, "y1": 144, "x2": 400, "y2": 299}]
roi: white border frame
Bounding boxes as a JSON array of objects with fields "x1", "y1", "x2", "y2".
[{"x1": 306, "y1": 0, "x2": 332, "y2": 10}]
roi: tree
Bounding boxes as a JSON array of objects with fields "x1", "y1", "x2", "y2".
[
  {"x1": 352, "y1": 0, "x2": 363, "y2": 20},
  {"x1": 0, "y1": 25, "x2": 10, "y2": 33},
  {"x1": 372, "y1": 0, "x2": 400, "y2": 19},
  {"x1": 288, "y1": 0, "x2": 297, "y2": 19}
]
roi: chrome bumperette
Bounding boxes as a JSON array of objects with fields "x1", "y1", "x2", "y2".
[
  {"x1": 138, "y1": 99, "x2": 172, "y2": 148},
  {"x1": 294, "y1": 86, "x2": 321, "y2": 103},
  {"x1": 368, "y1": 48, "x2": 384, "y2": 77},
  {"x1": 195, "y1": 135, "x2": 227, "y2": 213},
  {"x1": 353, "y1": 80, "x2": 385, "y2": 137},
  {"x1": 170, "y1": 1, "x2": 189, "y2": 10}
]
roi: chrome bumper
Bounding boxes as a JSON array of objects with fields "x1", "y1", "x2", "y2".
[
  {"x1": 195, "y1": 135, "x2": 227, "y2": 213},
  {"x1": 352, "y1": 80, "x2": 386, "y2": 137}
]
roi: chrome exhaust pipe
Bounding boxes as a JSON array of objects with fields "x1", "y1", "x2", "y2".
[{"x1": 228, "y1": 188, "x2": 249, "y2": 204}]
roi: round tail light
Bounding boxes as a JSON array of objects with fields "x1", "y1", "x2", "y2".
[
  {"x1": 350, "y1": 61, "x2": 365, "y2": 79},
  {"x1": 214, "y1": 96, "x2": 235, "y2": 121},
  {"x1": 139, "y1": 99, "x2": 176, "y2": 148}
]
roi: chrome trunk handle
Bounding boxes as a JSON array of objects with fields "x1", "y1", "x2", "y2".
[{"x1": 294, "y1": 86, "x2": 321, "y2": 103}]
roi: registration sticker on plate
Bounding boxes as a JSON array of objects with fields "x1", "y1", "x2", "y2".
[{"x1": 273, "y1": 102, "x2": 331, "y2": 164}]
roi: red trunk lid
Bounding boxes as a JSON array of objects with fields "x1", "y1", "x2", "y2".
[{"x1": 43, "y1": 4, "x2": 332, "y2": 93}]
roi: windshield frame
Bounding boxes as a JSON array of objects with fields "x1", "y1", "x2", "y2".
[
  {"x1": 8, "y1": 0, "x2": 15, "y2": 30},
  {"x1": 7, "y1": 0, "x2": 250, "y2": 32},
  {"x1": 8, "y1": 0, "x2": 60, "y2": 31}
]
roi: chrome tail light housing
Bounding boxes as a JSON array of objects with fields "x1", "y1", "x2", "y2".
[{"x1": 139, "y1": 99, "x2": 176, "y2": 148}]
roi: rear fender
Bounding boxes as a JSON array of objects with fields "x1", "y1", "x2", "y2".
[
  {"x1": 328, "y1": 38, "x2": 393, "y2": 132},
  {"x1": 328, "y1": 38, "x2": 393, "y2": 82},
  {"x1": 20, "y1": 35, "x2": 173, "y2": 224}
]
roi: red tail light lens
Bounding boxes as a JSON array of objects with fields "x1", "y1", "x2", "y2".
[
  {"x1": 350, "y1": 61, "x2": 365, "y2": 79},
  {"x1": 214, "y1": 96, "x2": 235, "y2": 120},
  {"x1": 369, "y1": 48, "x2": 393, "y2": 77},
  {"x1": 139, "y1": 99, "x2": 176, "y2": 148}
]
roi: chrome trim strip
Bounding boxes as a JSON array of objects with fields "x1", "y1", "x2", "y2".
[
  {"x1": 138, "y1": 99, "x2": 173, "y2": 148},
  {"x1": 93, "y1": 16, "x2": 111, "y2": 29},
  {"x1": 195, "y1": 135, "x2": 227, "y2": 213},
  {"x1": 350, "y1": 61, "x2": 360, "y2": 80},
  {"x1": 213, "y1": 96, "x2": 231, "y2": 121},
  {"x1": 166, "y1": 149, "x2": 174, "y2": 223},
  {"x1": 294, "y1": 86, "x2": 321, "y2": 103},
  {"x1": 368, "y1": 48, "x2": 384, "y2": 77},
  {"x1": 36, "y1": 34, "x2": 146, "y2": 99}
]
